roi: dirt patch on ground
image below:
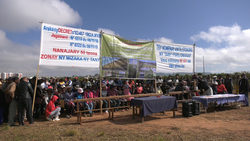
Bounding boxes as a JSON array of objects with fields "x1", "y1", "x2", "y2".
[{"x1": 1, "y1": 105, "x2": 250, "y2": 141}]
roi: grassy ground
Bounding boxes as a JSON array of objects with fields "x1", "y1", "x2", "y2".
[{"x1": 1, "y1": 104, "x2": 250, "y2": 141}]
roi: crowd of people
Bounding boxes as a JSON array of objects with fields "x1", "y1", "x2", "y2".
[{"x1": 0, "y1": 73, "x2": 249, "y2": 126}]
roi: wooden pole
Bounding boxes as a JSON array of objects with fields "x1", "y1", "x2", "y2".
[
  {"x1": 32, "y1": 64, "x2": 40, "y2": 113},
  {"x1": 32, "y1": 22, "x2": 43, "y2": 113}
]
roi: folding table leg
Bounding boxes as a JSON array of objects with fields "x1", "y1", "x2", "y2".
[
  {"x1": 132, "y1": 105, "x2": 135, "y2": 119},
  {"x1": 141, "y1": 116, "x2": 144, "y2": 123},
  {"x1": 108, "y1": 110, "x2": 111, "y2": 119},
  {"x1": 111, "y1": 109, "x2": 114, "y2": 119},
  {"x1": 79, "y1": 112, "x2": 82, "y2": 124},
  {"x1": 140, "y1": 106, "x2": 144, "y2": 122}
]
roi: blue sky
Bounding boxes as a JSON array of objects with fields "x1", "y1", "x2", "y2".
[{"x1": 1, "y1": 0, "x2": 250, "y2": 76}]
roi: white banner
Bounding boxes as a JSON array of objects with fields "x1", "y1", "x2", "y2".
[
  {"x1": 39, "y1": 23, "x2": 100, "y2": 68},
  {"x1": 155, "y1": 42, "x2": 193, "y2": 73}
]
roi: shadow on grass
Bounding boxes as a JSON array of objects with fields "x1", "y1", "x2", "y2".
[{"x1": 108, "y1": 115, "x2": 163, "y2": 125}]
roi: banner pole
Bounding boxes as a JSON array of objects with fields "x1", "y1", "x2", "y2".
[
  {"x1": 32, "y1": 22, "x2": 43, "y2": 113},
  {"x1": 153, "y1": 40, "x2": 157, "y2": 93},
  {"x1": 99, "y1": 31, "x2": 103, "y2": 114},
  {"x1": 193, "y1": 43, "x2": 196, "y2": 74},
  {"x1": 32, "y1": 65, "x2": 40, "y2": 113}
]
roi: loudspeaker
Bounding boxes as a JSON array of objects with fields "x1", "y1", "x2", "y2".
[
  {"x1": 182, "y1": 101, "x2": 193, "y2": 117},
  {"x1": 192, "y1": 101, "x2": 200, "y2": 115}
]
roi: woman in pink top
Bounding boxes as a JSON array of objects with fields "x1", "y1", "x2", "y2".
[
  {"x1": 83, "y1": 87, "x2": 94, "y2": 116},
  {"x1": 123, "y1": 81, "x2": 134, "y2": 101},
  {"x1": 136, "y1": 83, "x2": 143, "y2": 94}
]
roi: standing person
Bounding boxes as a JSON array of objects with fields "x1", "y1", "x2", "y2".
[
  {"x1": 0, "y1": 79, "x2": 3, "y2": 88},
  {"x1": 2, "y1": 78, "x2": 12, "y2": 123},
  {"x1": 7, "y1": 77, "x2": 20, "y2": 126},
  {"x1": 239, "y1": 73, "x2": 249, "y2": 106},
  {"x1": 17, "y1": 77, "x2": 34, "y2": 125},
  {"x1": 211, "y1": 76, "x2": 218, "y2": 95},
  {"x1": 33, "y1": 80, "x2": 44, "y2": 119},
  {"x1": 0, "y1": 89, "x2": 4, "y2": 125},
  {"x1": 224, "y1": 74, "x2": 233, "y2": 94}
]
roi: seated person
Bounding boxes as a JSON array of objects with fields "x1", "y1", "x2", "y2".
[
  {"x1": 84, "y1": 87, "x2": 94, "y2": 116},
  {"x1": 199, "y1": 78, "x2": 213, "y2": 96},
  {"x1": 123, "y1": 81, "x2": 133, "y2": 101},
  {"x1": 217, "y1": 80, "x2": 227, "y2": 94},
  {"x1": 62, "y1": 87, "x2": 75, "y2": 118},
  {"x1": 44, "y1": 86, "x2": 54, "y2": 105},
  {"x1": 73, "y1": 88, "x2": 85, "y2": 110},
  {"x1": 45, "y1": 95, "x2": 61, "y2": 121},
  {"x1": 136, "y1": 83, "x2": 143, "y2": 94},
  {"x1": 92, "y1": 85, "x2": 100, "y2": 109},
  {"x1": 108, "y1": 85, "x2": 120, "y2": 108},
  {"x1": 101, "y1": 85, "x2": 109, "y2": 113}
]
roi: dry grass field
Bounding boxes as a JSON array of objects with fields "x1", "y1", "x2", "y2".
[{"x1": 1, "y1": 102, "x2": 250, "y2": 141}]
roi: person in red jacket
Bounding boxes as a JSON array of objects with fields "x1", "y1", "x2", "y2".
[
  {"x1": 45, "y1": 95, "x2": 61, "y2": 121},
  {"x1": 217, "y1": 80, "x2": 228, "y2": 94}
]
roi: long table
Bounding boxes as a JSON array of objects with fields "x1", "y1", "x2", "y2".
[
  {"x1": 131, "y1": 95, "x2": 177, "y2": 122},
  {"x1": 192, "y1": 94, "x2": 248, "y2": 112}
]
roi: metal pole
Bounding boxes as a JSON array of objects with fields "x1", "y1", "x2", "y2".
[
  {"x1": 153, "y1": 40, "x2": 157, "y2": 93},
  {"x1": 99, "y1": 31, "x2": 103, "y2": 114},
  {"x1": 203, "y1": 56, "x2": 205, "y2": 74},
  {"x1": 193, "y1": 43, "x2": 196, "y2": 74}
]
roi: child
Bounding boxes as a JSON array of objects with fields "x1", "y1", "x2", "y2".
[{"x1": 45, "y1": 95, "x2": 61, "y2": 121}]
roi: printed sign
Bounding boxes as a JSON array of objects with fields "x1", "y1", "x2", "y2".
[
  {"x1": 155, "y1": 42, "x2": 193, "y2": 73},
  {"x1": 39, "y1": 23, "x2": 100, "y2": 68}
]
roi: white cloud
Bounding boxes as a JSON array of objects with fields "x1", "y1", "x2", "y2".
[
  {"x1": 154, "y1": 37, "x2": 173, "y2": 43},
  {"x1": 192, "y1": 25, "x2": 250, "y2": 73},
  {"x1": 97, "y1": 28, "x2": 118, "y2": 35},
  {"x1": 0, "y1": 30, "x2": 98, "y2": 77},
  {"x1": 0, "y1": 30, "x2": 39, "y2": 75},
  {"x1": 136, "y1": 37, "x2": 173, "y2": 43},
  {"x1": 0, "y1": 0, "x2": 82, "y2": 32}
]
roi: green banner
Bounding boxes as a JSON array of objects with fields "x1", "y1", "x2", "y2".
[
  {"x1": 101, "y1": 33, "x2": 156, "y2": 78},
  {"x1": 102, "y1": 34, "x2": 155, "y2": 60}
]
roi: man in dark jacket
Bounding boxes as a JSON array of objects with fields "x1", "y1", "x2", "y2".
[
  {"x1": 224, "y1": 74, "x2": 233, "y2": 94},
  {"x1": 17, "y1": 77, "x2": 34, "y2": 125},
  {"x1": 239, "y1": 73, "x2": 249, "y2": 106}
]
